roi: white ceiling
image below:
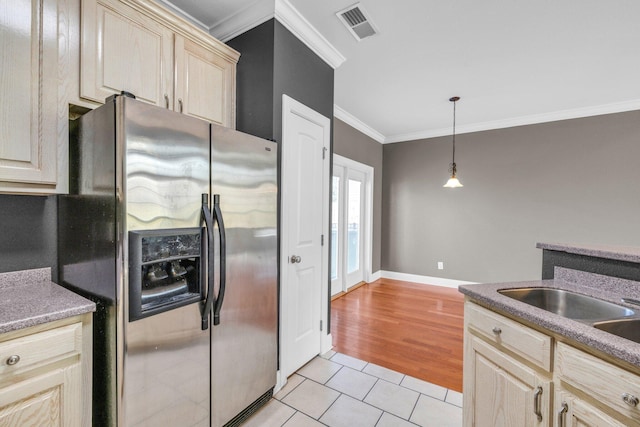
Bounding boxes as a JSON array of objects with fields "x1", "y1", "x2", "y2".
[{"x1": 159, "y1": 0, "x2": 640, "y2": 143}]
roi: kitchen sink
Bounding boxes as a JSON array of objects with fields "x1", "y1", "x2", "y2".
[
  {"x1": 593, "y1": 319, "x2": 640, "y2": 344},
  {"x1": 498, "y1": 288, "x2": 635, "y2": 321}
]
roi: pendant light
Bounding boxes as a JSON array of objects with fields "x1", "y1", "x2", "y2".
[{"x1": 443, "y1": 96, "x2": 463, "y2": 188}]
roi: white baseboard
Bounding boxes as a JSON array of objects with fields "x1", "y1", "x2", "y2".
[
  {"x1": 379, "y1": 270, "x2": 477, "y2": 288},
  {"x1": 368, "y1": 270, "x2": 382, "y2": 282}
]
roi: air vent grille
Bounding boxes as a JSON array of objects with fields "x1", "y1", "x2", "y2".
[
  {"x1": 341, "y1": 8, "x2": 366, "y2": 27},
  {"x1": 336, "y1": 3, "x2": 378, "y2": 41}
]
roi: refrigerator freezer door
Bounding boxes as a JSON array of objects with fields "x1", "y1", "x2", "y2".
[
  {"x1": 123, "y1": 97, "x2": 211, "y2": 232},
  {"x1": 210, "y1": 124, "x2": 278, "y2": 427},
  {"x1": 121, "y1": 97, "x2": 212, "y2": 427}
]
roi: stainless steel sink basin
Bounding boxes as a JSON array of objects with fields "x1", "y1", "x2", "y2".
[
  {"x1": 593, "y1": 319, "x2": 640, "y2": 344},
  {"x1": 498, "y1": 288, "x2": 635, "y2": 321}
]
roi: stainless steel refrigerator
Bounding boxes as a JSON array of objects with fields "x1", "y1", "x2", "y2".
[{"x1": 57, "y1": 93, "x2": 278, "y2": 427}]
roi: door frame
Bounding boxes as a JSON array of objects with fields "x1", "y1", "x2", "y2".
[
  {"x1": 331, "y1": 154, "x2": 374, "y2": 295},
  {"x1": 278, "y1": 95, "x2": 332, "y2": 389}
]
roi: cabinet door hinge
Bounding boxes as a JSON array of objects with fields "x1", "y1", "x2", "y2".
[
  {"x1": 321, "y1": 234, "x2": 324, "y2": 246},
  {"x1": 322, "y1": 147, "x2": 327, "y2": 159},
  {"x1": 320, "y1": 320, "x2": 323, "y2": 331}
]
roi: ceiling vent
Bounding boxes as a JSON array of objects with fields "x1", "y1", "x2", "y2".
[{"x1": 336, "y1": 3, "x2": 378, "y2": 41}]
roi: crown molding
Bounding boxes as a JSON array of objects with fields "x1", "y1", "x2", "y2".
[
  {"x1": 275, "y1": 0, "x2": 346, "y2": 69},
  {"x1": 334, "y1": 105, "x2": 385, "y2": 143},
  {"x1": 209, "y1": 0, "x2": 275, "y2": 42},
  {"x1": 385, "y1": 99, "x2": 640, "y2": 144}
]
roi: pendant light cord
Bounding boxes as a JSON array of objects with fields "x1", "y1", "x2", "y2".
[
  {"x1": 449, "y1": 96, "x2": 459, "y2": 175},
  {"x1": 452, "y1": 99, "x2": 456, "y2": 165}
]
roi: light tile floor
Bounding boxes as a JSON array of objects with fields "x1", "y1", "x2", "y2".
[{"x1": 242, "y1": 351, "x2": 462, "y2": 427}]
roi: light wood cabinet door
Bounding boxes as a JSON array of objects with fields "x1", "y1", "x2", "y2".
[
  {"x1": 0, "y1": 322, "x2": 85, "y2": 427},
  {"x1": 174, "y1": 35, "x2": 236, "y2": 127},
  {"x1": 0, "y1": 362, "x2": 81, "y2": 427},
  {"x1": 80, "y1": 0, "x2": 174, "y2": 106},
  {"x1": 0, "y1": 0, "x2": 58, "y2": 187},
  {"x1": 555, "y1": 342, "x2": 640, "y2": 426},
  {"x1": 465, "y1": 335, "x2": 551, "y2": 426},
  {"x1": 555, "y1": 390, "x2": 629, "y2": 427}
]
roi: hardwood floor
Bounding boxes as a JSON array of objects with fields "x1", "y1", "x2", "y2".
[{"x1": 330, "y1": 278, "x2": 464, "y2": 392}]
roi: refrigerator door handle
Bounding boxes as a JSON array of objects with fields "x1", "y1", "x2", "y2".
[
  {"x1": 212, "y1": 194, "x2": 227, "y2": 326},
  {"x1": 201, "y1": 193, "x2": 215, "y2": 330}
]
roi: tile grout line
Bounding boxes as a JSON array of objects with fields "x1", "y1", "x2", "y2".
[
  {"x1": 277, "y1": 383, "x2": 334, "y2": 426},
  {"x1": 315, "y1": 390, "x2": 342, "y2": 423},
  {"x1": 275, "y1": 376, "x2": 307, "y2": 401},
  {"x1": 324, "y1": 364, "x2": 343, "y2": 384},
  {"x1": 407, "y1": 392, "x2": 421, "y2": 424},
  {"x1": 278, "y1": 407, "x2": 297, "y2": 427},
  {"x1": 361, "y1": 377, "x2": 379, "y2": 402}
]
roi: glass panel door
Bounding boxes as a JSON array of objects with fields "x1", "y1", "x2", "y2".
[
  {"x1": 347, "y1": 178, "x2": 361, "y2": 274},
  {"x1": 331, "y1": 155, "x2": 372, "y2": 296},
  {"x1": 331, "y1": 166, "x2": 345, "y2": 296},
  {"x1": 346, "y1": 170, "x2": 365, "y2": 287}
]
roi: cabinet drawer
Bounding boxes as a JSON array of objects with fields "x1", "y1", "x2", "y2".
[
  {"x1": 0, "y1": 323, "x2": 82, "y2": 376},
  {"x1": 556, "y1": 342, "x2": 640, "y2": 423},
  {"x1": 466, "y1": 302, "x2": 552, "y2": 371}
]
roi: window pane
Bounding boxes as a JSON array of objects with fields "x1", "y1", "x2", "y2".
[
  {"x1": 331, "y1": 176, "x2": 340, "y2": 281},
  {"x1": 347, "y1": 179, "x2": 361, "y2": 274}
]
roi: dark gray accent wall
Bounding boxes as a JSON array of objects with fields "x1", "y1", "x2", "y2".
[
  {"x1": 0, "y1": 195, "x2": 57, "y2": 274},
  {"x1": 382, "y1": 110, "x2": 640, "y2": 283},
  {"x1": 272, "y1": 20, "x2": 334, "y2": 143},
  {"x1": 226, "y1": 20, "x2": 275, "y2": 140},
  {"x1": 228, "y1": 19, "x2": 334, "y2": 142},
  {"x1": 333, "y1": 118, "x2": 383, "y2": 273},
  {"x1": 541, "y1": 250, "x2": 640, "y2": 282}
]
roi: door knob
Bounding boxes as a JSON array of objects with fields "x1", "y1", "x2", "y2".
[{"x1": 290, "y1": 255, "x2": 301, "y2": 264}]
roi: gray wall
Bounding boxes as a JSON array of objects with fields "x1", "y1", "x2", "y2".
[
  {"x1": 227, "y1": 20, "x2": 275, "y2": 140},
  {"x1": 333, "y1": 118, "x2": 383, "y2": 273},
  {"x1": 272, "y1": 21, "x2": 334, "y2": 144},
  {"x1": 0, "y1": 195, "x2": 57, "y2": 273},
  {"x1": 228, "y1": 19, "x2": 334, "y2": 142},
  {"x1": 382, "y1": 110, "x2": 640, "y2": 283}
]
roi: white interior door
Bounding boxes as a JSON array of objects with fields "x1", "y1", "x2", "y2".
[{"x1": 281, "y1": 95, "x2": 331, "y2": 379}]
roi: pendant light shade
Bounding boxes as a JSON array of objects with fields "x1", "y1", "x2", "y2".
[
  {"x1": 443, "y1": 96, "x2": 463, "y2": 188},
  {"x1": 443, "y1": 176, "x2": 463, "y2": 188}
]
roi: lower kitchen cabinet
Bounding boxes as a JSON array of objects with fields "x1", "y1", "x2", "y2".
[
  {"x1": 464, "y1": 299, "x2": 640, "y2": 427},
  {"x1": 0, "y1": 364, "x2": 80, "y2": 426},
  {"x1": 465, "y1": 334, "x2": 551, "y2": 426},
  {"x1": 555, "y1": 341, "x2": 640, "y2": 426},
  {"x1": 0, "y1": 315, "x2": 92, "y2": 426},
  {"x1": 555, "y1": 390, "x2": 627, "y2": 427}
]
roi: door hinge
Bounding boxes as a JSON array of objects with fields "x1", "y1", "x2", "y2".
[
  {"x1": 322, "y1": 147, "x2": 327, "y2": 159},
  {"x1": 320, "y1": 320, "x2": 323, "y2": 331},
  {"x1": 321, "y1": 234, "x2": 324, "y2": 246}
]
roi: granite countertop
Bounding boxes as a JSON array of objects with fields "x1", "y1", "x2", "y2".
[
  {"x1": 459, "y1": 267, "x2": 640, "y2": 369},
  {"x1": 0, "y1": 267, "x2": 96, "y2": 335}
]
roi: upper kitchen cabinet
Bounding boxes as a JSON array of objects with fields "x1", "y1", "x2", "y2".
[
  {"x1": 0, "y1": 0, "x2": 67, "y2": 193},
  {"x1": 78, "y1": 0, "x2": 239, "y2": 127},
  {"x1": 174, "y1": 35, "x2": 235, "y2": 126},
  {"x1": 80, "y1": 0, "x2": 174, "y2": 108}
]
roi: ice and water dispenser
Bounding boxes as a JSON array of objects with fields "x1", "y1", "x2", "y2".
[{"x1": 128, "y1": 228, "x2": 203, "y2": 321}]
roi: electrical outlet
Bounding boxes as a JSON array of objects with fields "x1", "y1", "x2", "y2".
[{"x1": 437, "y1": 262, "x2": 444, "y2": 270}]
